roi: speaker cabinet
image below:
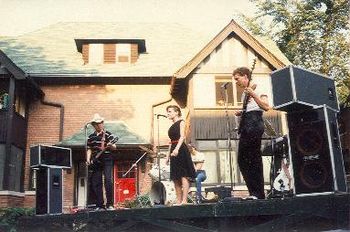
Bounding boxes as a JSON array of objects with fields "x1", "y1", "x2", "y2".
[
  {"x1": 287, "y1": 106, "x2": 347, "y2": 195},
  {"x1": 30, "y1": 145, "x2": 72, "y2": 168},
  {"x1": 35, "y1": 167, "x2": 63, "y2": 215},
  {"x1": 271, "y1": 66, "x2": 339, "y2": 112}
]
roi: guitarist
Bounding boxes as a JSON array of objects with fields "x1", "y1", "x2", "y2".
[
  {"x1": 232, "y1": 67, "x2": 270, "y2": 200},
  {"x1": 86, "y1": 113, "x2": 117, "y2": 211}
]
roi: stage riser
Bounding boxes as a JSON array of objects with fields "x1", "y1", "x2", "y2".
[{"x1": 18, "y1": 194, "x2": 350, "y2": 232}]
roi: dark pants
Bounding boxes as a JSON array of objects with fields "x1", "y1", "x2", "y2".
[
  {"x1": 238, "y1": 111, "x2": 265, "y2": 199},
  {"x1": 90, "y1": 159, "x2": 114, "y2": 208}
]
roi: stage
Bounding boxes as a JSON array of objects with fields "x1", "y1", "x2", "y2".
[{"x1": 18, "y1": 193, "x2": 350, "y2": 232}]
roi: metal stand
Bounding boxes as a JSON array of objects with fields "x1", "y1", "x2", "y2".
[
  {"x1": 156, "y1": 114, "x2": 164, "y2": 204},
  {"x1": 221, "y1": 84, "x2": 235, "y2": 192},
  {"x1": 84, "y1": 123, "x2": 90, "y2": 208},
  {"x1": 123, "y1": 152, "x2": 148, "y2": 195}
]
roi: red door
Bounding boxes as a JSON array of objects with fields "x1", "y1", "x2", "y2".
[{"x1": 114, "y1": 161, "x2": 136, "y2": 203}]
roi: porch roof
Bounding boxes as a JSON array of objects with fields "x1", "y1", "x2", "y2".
[{"x1": 58, "y1": 121, "x2": 149, "y2": 148}]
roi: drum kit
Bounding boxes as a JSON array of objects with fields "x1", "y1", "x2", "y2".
[{"x1": 139, "y1": 146, "x2": 176, "y2": 205}]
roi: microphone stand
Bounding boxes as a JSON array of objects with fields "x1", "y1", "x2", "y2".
[
  {"x1": 156, "y1": 114, "x2": 164, "y2": 204},
  {"x1": 122, "y1": 152, "x2": 148, "y2": 201},
  {"x1": 84, "y1": 122, "x2": 90, "y2": 208},
  {"x1": 221, "y1": 84, "x2": 235, "y2": 193}
]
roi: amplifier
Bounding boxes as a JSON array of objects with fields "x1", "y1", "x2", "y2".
[
  {"x1": 271, "y1": 66, "x2": 339, "y2": 112},
  {"x1": 30, "y1": 145, "x2": 72, "y2": 168}
]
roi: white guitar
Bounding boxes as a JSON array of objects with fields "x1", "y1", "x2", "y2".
[{"x1": 273, "y1": 159, "x2": 293, "y2": 192}]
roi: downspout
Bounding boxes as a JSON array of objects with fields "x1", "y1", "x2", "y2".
[{"x1": 41, "y1": 100, "x2": 64, "y2": 141}]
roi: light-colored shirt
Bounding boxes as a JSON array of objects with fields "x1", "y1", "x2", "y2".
[
  {"x1": 191, "y1": 151, "x2": 205, "y2": 163},
  {"x1": 241, "y1": 84, "x2": 265, "y2": 112}
]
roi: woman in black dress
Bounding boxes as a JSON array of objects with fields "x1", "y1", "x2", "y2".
[{"x1": 165, "y1": 105, "x2": 195, "y2": 205}]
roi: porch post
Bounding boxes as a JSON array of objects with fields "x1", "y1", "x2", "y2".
[{"x1": 3, "y1": 76, "x2": 15, "y2": 190}]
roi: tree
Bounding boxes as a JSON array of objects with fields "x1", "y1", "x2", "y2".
[{"x1": 242, "y1": 0, "x2": 350, "y2": 104}]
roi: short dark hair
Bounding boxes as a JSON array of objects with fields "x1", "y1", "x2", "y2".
[
  {"x1": 232, "y1": 67, "x2": 252, "y2": 80},
  {"x1": 166, "y1": 105, "x2": 182, "y2": 116}
]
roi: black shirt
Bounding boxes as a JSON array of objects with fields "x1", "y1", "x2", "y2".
[{"x1": 87, "y1": 130, "x2": 117, "y2": 160}]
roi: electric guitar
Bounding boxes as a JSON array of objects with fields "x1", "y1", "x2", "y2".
[
  {"x1": 237, "y1": 58, "x2": 257, "y2": 134},
  {"x1": 89, "y1": 136, "x2": 119, "y2": 170},
  {"x1": 273, "y1": 158, "x2": 293, "y2": 192}
]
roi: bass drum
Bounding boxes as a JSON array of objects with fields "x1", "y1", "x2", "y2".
[
  {"x1": 149, "y1": 181, "x2": 176, "y2": 206},
  {"x1": 148, "y1": 164, "x2": 170, "y2": 181}
]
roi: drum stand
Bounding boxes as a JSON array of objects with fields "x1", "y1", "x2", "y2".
[
  {"x1": 263, "y1": 119, "x2": 279, "y2": 199},
  {"x1": 122, "y1": 151, "x2": 148, "y2": 206}
]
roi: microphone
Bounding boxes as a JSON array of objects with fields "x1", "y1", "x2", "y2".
[
  {"x1": 221, "y1": 82, "x2": 230, "y2": 89},
  {"x1": 155, "y1": 114, "x2": 167, "y2": 118}
]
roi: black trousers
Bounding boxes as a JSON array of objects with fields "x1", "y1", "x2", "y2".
[
  {"x1": 238, "y1": 111, "x2": 265, "y2": 199},
  {"x1": 90, "y1": 159, "x2": 114, "y2": 208}
]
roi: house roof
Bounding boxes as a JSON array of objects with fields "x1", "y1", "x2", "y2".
[
  {"x1": 0, "y1": 20, "x2": 290, "y2": 79},
  {"x1": 58, "y1": 121, "x2": 149, "y2": 147},
  {"x1": 0, "y1": 22, "x2": 215, "y2": 77}
]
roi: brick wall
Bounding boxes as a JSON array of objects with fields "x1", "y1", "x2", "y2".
[
  {"x1": 23, "y1": 192, "x2": 35, "y2": 208},
  {"x1": 24, "y1": 84, "x2": 171, "y2": 208},
  {"x1": 0, "y1": 194, "x2": 24, "y2": 207}
]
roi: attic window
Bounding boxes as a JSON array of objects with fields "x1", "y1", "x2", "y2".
[{"x1": 75, "y1": 39, "x2": 145, "y2": 65}]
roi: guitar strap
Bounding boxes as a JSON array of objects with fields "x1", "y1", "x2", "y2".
[{"x1": 100, "y1": 130, "x2": 106, "y2": 150}]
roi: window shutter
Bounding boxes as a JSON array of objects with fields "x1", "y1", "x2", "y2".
[
  {"x1": 130, "y1": 44, "x2": 138, "y2": 63},
  {"x1": 82, "y1": 44, "x2": 89, "y2": 64},
  {"x1": 104, "y1": 44, "x2": 116, "y2": 64}
]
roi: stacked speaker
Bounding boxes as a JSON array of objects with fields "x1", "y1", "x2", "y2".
[
  {"x1": 30, "y1": 145, "x2": 72, "y2": 215},
  {"x1": 271, "y1": 65, "x2": 347, "y2": 196}
]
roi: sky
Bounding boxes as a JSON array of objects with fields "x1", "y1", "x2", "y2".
[{"x1": 0, "y1": 0, "x2": 257, "y2": 36}]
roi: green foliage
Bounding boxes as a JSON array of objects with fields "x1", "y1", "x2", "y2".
[
  {"x1": 0, "y1": 208, "x2": 34, "y2": 232},
  {"x1": 123, "y1": 194, "x2": 152, "y2": 208},
  {"x1": 242, "y1": 0, "x2": 350, "y2": 104}
]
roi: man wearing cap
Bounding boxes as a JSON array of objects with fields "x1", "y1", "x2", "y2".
[{"x1": 86, "y1": 113, "x2": 118, "y2": 211}]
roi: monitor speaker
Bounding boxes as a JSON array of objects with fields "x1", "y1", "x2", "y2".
[
  {"x1": 287, "y1": 106, "x2": 347, "y2": 195},
  {"x1": 271, "y1": 66, "x2": 339, "y2": 112},
  {"x1": 30, "y1": 145, "x2": 71, "y2": 168}
]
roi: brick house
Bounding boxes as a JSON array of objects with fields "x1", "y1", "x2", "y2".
[{"x1": 0, "y1": 20, "x2": 290, "y2": 209}]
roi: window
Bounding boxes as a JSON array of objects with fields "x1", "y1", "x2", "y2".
[
  {"x1": 88, "y1": 44, "x2": 104, "y2": 64},
  {"x1": 8, "y1": 145, "x2": 24, "y2": 192},
  {"x1": 215, "y1": 76, "x2": 244, "y2": 107},
  {"x1": 14, "y1": 85, "x2": 26, "y2": 117},
  {"x1": 116, "y1": 44, "x2": 131, "y2": 63}
]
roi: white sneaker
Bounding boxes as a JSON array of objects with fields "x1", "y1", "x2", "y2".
[
  {"x1": 94, "y1": 207, "x2": 105, "y2": 212},
  {"x1": 106, "y1": 206, "x2": 115, "y2": 211},
  {"x1": 245, "y1": 196, "x2": 258, "y2": 200}
]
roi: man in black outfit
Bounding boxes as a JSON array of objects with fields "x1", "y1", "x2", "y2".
[
  {"x1": 86, "y1": 113, "x2": 117, "y2": 210},
  {"x1": 232, "y1": 67, "x2": 270, "y2": 199}
]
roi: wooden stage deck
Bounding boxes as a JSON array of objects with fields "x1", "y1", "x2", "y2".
[{"x1": 18, "y1": 193, "x2": 350, "y2": 232}]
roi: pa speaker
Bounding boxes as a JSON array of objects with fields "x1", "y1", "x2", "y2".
[
  {"x1": 271, "y1": 66, "x2": 339, "y2": 112},
  {"x1": 30, "y1": 145, "x2": 72, "y2": 168},
  {"x1": 287, "y1": 106, "x2": 347, "y2": 195},
  {"x1": 35, "y1": 167, "x2": 63, "y2": 215}
]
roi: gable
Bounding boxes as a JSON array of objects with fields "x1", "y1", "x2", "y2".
[{"x1": 174, "y1": 20, "x2": 291, "y2": 79}]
